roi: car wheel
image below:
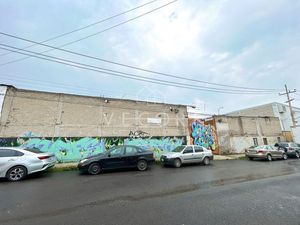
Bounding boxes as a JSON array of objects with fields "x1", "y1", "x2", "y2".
[
  {"x1": 203, "y1": 157, "x2": 210, "y2": 165},
  {"x1": 88, "y1": 163, "x2": 101, "y2": 175},
  {"x1": 137, "y1": 160, "x2": 148, "y2": 171},
  {"x1": 267, "y1": 154, "x2": 272, "y2": 161},
  {"x1": 6, "y1": 166, "x2": 27, "y2": 181},
  {"x1": 174, "y1": 158, "x2": 181, "y2": 168},
  {"x1": 283, "y1": 153, "x2": 288, "y2": 160},
  {"x1": 295, "y1": 152, "x2": 300, "y2": 159},
  {"x1": 248, "y1": 157, "x2": 253, "y2": 161}
]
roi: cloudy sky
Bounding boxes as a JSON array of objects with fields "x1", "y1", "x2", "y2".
[{"x1": 0, "y1": 0, "x2": 299, "y2": 114}]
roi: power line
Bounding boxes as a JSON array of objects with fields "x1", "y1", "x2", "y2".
[
  {"x1": 0, "y1": 0, "x2": 177, "y2": 65},
  {"x1": 0, "y1": 44, "x2": 278, "y2": 95},
  {"x1": 0, "y1": 43, "x2": 278, "y2": 93},
  {"x1": 0, "y1": 0, "x2": 160, "y2": 58},
  {"x1": 0, "y1": 33, "x2": 282, "y2": 92},
  {"x1": 0, "y1": 74, "x2": 138, "y2": 98}
]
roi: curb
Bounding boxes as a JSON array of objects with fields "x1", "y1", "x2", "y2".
[{"x1": 50, "y1": 155, "x2": 246, "y2": 172}]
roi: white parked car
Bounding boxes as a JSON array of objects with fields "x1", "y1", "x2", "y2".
[
  {"x1": 160, "y1": 145, "x2": 214, "y2": 168},
  {"x1": 0, "y1": 147, "x2": 57, "y2": 181}
]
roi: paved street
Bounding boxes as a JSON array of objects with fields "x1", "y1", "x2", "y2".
[{"x1": 1, "y1": 159, "x2": 300, "y2": 225}]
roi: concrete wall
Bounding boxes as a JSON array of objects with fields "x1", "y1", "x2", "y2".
[
  {"x1": 0, "y1": 86, "x2": 7, "y2": 117},
  {"x1": 215, "y1": 116, "x2": 283, "y2": 154},
  {"x1": 0, "y1": 87, "x2": 189, "y2": 138},
  {"x1": 227, "y1": 104, "x2": 274, "y2": 117},
  {"x1": 227, "y1": 102, "x2": 300, "y2": 133},
  {"x1": 292, "y1": 127, "x2": 300, "y2": 144},
  {"x1": 0, "y1": 86, "x2": 189, "y2": 162}
]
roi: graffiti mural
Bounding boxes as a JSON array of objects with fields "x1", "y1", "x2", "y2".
[
  {"x1": 0, "y1": 136, "x2": 185, "y2": 162},
  {"x1": 189, "y1": 119, "x2": 218, "y2": 152}
]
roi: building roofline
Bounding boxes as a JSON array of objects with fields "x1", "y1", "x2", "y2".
[
  {"x1": 3, "y1": 84, "x2": 190, "y2": 107},
  {"x1": 225, "y1": 102, "x2": 300, "y2": 115}
]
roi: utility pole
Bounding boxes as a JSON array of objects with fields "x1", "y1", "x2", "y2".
[{"x1": 279, "y1": 84, "x2": 297, "y2": 127}]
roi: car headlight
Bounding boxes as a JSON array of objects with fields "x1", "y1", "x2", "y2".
[{"x1": 80, "y1": 159, "x2": 88, "y2": 164}]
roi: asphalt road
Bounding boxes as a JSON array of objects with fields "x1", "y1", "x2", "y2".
[{"x1": 1, "y1": 159, "x2": 300, "y2": 225}]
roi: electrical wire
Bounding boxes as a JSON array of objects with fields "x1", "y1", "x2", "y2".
[
  {"x1": 0, "y1": 31, "x2": 282, "y2": 92},
  {"x1": 0, "y1": 44, "x2": 278, "y2": 95},
  {"x1": 0, "y1": 0, "x2": 177, "y2": 66}
]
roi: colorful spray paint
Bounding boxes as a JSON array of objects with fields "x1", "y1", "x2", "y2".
[
  {"x1": 0, "y1": 136, "x2": 185, "y2": 162},
  {"x1": 189, "y1": 119, "x2": 219, "y2": 153}
]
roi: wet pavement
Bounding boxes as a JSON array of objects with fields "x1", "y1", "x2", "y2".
[{"x1": 1, "y1": 159, "x2": 300, "y2": 225}]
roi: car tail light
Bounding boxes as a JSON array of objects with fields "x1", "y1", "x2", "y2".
[{"x1": 38, "y1": 156, "x2": 51, "y2": 160}]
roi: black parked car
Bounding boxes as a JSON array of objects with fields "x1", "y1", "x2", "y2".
[
  {"x1": 275, "y1": 142, "x2": 300, "y2": 158},
  {"x1": 78, "y1": 145, "x2": 155, "y2": 175}
]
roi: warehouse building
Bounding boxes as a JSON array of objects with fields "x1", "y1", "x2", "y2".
[{"x1": 0, "y1": 85, "x2": 188, "y2": 162}]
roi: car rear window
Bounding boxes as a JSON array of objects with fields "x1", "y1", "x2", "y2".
[
  {"x1": 194, "y1": 146, "x2": 203, "y2": 152},
  {"x1": 172, "y1": 146, "x2": 185, "y2": 152},
  {"x1": 24, "y1": 148, "x2": 43, "y2": 153}
]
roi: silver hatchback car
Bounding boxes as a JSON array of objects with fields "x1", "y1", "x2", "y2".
[
  {"x1": 0, "y1": 147, "x2": 57, "y2": 181},
  {"x1": 160, "y1": 145, "x2": 214, "y2": 168}
]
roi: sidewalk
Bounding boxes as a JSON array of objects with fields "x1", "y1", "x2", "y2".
[
  {"x1": 214, "y1": 154, "x2": 245, "y2": 160},
  {"x1": 50, "y1": 154, "x2": 246, "y2": 172}
]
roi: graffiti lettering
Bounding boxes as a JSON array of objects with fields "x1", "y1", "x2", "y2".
[
  {"x1": 0, "y1": 136, "x2": 185, "y2": 162},
  {"x1": 129, "y1": 130, "x2": 150, "y2": 139},
  {"x1": 191, "y1": 120, "x2": 218, "y2": 150}
]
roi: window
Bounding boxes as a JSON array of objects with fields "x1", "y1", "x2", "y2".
[
  {"x1": 253, "y1": 138, "x2": 258, "y2": 146},
  {"x1": 125, "y1": 146, "x2": 138, "y2": 156},
  {"x1": 277, "y1": 137, "x2": 281, "y2": 143},
  {"x1": 263, "y1": 138, "x2": 268, "y2": 145},
  {"x1": 0, "y1": 149, "x2": 24, "y2": 157},
  {"x1": 254, "y1": 146, "x2": 264, "y2": 150},
  {"x1": 194, "y1": 146, "x2": 203, "y2": 152},
  {"x1": 183, "y1": 146, "x2": 193, "y2": 154},
  {"x1": 24, "y1": 148, "x2": 43, "y2": 154},
  {"x1": 109, "y1": 147, "x2": 124, "y2": 156},
  {"x1": 172, "y1": 146, "x2": 185, "y2": 152}
]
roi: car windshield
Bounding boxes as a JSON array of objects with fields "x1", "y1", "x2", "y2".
[{"x1": 172, "y1": 146, "x2": 186, "y2": 152}]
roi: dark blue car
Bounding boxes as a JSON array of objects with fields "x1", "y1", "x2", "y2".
[{"x1": 78, "y1": 145, "x2": 155, "y2": 175}]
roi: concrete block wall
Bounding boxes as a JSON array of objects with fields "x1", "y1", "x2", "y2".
[
  {"x1": 227, "y1": 104, "x2": 274, "y2": 117},
  {"x1": 0, "y1": 87, "x2": 189, "y2": 138},
  {"x1": 215, "y1": 115, "x2": 283, "y2": 154}
]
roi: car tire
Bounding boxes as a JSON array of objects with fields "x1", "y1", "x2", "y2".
[
  {"x1": 6, "y1": 166, "x2": 27, "y2": 181},
  {"x1": 174, "y1": 158, "x2": 181, "y2": 168},
  {"x1": 283, "y1": 153, "x2": 288, "y2": 160},
  {"x1": 137, "y1": 160, "x2": 148, "y2": 171},
  {"x1": 203, "y1": 157, "x2": 210, "y2": 165},
  {"x1": 248, "y1": 157, "x2": 253, "y2": 161},
  {"x1": 266, "y1": 154, "x2": 272, "y2": 161},
  {"x1": 295, "y1": 151, "x2": 300, "y2": 159},
  {"x1": 88, "y1": 163, "x2": 101, "y2": 175}
]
